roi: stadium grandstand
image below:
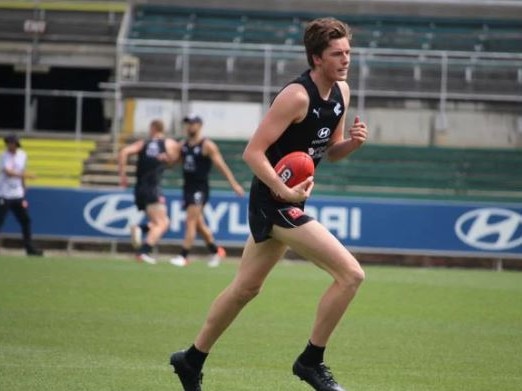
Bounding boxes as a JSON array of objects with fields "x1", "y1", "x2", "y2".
[{"x1": 0, "y1": 0, "x2": 521, "y2": 200}]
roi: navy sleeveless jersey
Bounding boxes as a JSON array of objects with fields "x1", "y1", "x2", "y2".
[
  {"x1": 181, "y1": 139, "x2": 212, "y2": 185},
  {"x1": 135, "y1": 138, "x2": 167, "y2": 188},
  {"x1": 253, "y1": 70, "x2": 345, "y2": 199}
]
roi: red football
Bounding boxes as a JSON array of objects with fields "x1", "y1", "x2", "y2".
[{"x1": 273, "y1": 151, "x2": 315, "y2": 189}]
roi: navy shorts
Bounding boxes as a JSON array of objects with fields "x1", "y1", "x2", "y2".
[
  {"x1": 248, "y1": 177, "x2": 313, "y2": 243},
  {"x1": 183, "y1": 183, "x2": 209, "y2": 209},
  {"x1": 134, "y1": 185, "x2": 162, "y2": 211}
]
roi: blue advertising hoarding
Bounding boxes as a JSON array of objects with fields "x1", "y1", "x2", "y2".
[{"x1": 1, "y1": 187, "x2": 521, "y2": 259}]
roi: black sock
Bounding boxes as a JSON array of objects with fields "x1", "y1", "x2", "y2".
[
  {"x1": 298, "y1": 341, "x2": 326, "y2": 366},
  {"x1": 138, "y1": 243, "x2": 153, "y2": 255},
  {"x1": 139, "y1": 223, "x2": 150, "y2": 234},
  {"x1": 185, "y1": 344, "x2": 208, "y2": 372},
  {"x1": 207, "y1": 242, "x2": 218, "y2": 254},
  {"x1": 180, "y1": 247, "x2": 190, "y2": 258}
]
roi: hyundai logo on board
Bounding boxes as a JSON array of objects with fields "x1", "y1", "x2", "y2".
[
  {"x1": 454, "y1": 208, "x2": 522, "y2": 251},
  {"x1": 83, "y1": 194, "x2": 144, "y2": 236}
]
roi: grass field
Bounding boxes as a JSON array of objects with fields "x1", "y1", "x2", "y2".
[{"x1": 0, "y1": 255, "x2": 521, "y2": 391}]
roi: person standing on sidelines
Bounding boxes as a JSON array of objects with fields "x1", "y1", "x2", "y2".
[
  {"x1": 169, "y1": 114, "x2": 244, "y2": 268},
  {"x1": 0, "y1": 134, "x2": 43, "y2": 256},
  {"x1": 170, "y1": 18, "x2": 368, "y2": 391},
  {"x1": 118, "y1": 119, "x2": 178, "y2": 264}
]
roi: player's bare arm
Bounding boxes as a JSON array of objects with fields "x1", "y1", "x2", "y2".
[
  {"x1": 326, "y1": 82, "x2": 368, "y2": 162},
  {"x1": 243, "y1": 84, "x2": 314, "y2": 203},
  {"x1": 204, "y1": 140, "x2": 244, "y2": 196},
  {"x1": 157, "y1": 138, "x2": 180, "y2": 165},
  {"x1": 118, "y1": 139, "x2": 144, "y2": 187}
]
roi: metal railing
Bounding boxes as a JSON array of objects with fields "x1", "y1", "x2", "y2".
[
  {"x1": 3, "y1": 36, "x2": 522, "y2": 142},
  {"x1": 0, "y1": 86, "x2": 114, "y2": 140},
  {"x1": 116, "y1": 38, "x2": 522, "y2": 120}
]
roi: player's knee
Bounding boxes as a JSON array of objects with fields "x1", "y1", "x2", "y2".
[
  {"x1": 160, "y1": 216, "x2": 170, "y2": 233},
  {"x1": 350, "y1": 266, "x2": 365, "y2": 286},
  {"x1": 231, "y1": 283, "x2": 262, "y2": 305},
  {"x1": 338, "y1": 263, "x2": 365, "y2": 290}
]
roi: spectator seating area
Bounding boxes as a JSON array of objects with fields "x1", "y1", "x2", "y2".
[
  {"x1": 126, "y1": 5, "x2": 522, "y2": 101},
  {"x1": 130, "y1": 5, "x2": 522, "y2": 53},
  {"x1": 81, "y1": 139, "x2": 522, "y2": 201},
  {"x1": 205, "y1": 141, "x2": 522, "y2": 199},
  {"x1": 0, "y1": 1, "x2": 125, "y2": 44},
  {"x1": 23, "y1": 138, "x2": 96, "y2": 188}
]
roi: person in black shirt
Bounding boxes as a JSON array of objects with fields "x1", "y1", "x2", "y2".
[
  {"x1": 169, "y1": 114, "x2": 244, "y2": 268},
  {"x1": 170, "y1": 18, "x2": 368, "y2": 391},
  {"x1": 118, "y1": 119, "x2": 178, "y2": 264}
]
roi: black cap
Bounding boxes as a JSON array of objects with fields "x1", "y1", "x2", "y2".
[
  {"x1": 182, "y1": 114, "x2": 203, "y2": 124},
  {"x1": 4, "y1": 134, "x2": 21, "y2": 148}
]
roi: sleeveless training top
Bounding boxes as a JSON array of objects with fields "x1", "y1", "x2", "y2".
[
  {"x1": 253, "y1": 70, "x2": 345, "y2": 201},
  {"x1": 181, "y1": 138, "x2": 212, "y2": 185},
  {"x1": 135, "y1": 138, "x2": 167, "y2": 188}
]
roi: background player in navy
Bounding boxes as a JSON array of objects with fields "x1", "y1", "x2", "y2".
[
  {"x1": 169, "y1": 114, "x2": 244, "y2": 268},
  {"x1": 118, "y1": 120, "x2": 178, "y2": 264},
  {"x1": 0, "y1": 134, "x2": 43, "y2": 256},
  {"x1": 170, "y1": 18, "x2": 368, "y2": 391}
]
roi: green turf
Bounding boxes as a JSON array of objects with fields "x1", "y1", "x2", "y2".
[{"x1": 0, "y1": 255, "x2": 521, "y2": 391}]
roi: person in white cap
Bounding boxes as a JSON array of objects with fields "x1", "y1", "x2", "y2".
[{"x1": 169, "y1": 114, "x2": 244, "y2": 268}]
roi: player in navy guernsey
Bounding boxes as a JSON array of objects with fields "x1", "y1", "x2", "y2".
[
  {"x1": 169, "y1": 114, "x2": 244, "y2": 268},
  {"x1": 118, "y1": 120, "x2": 178, "y2": 264},
  {"x1": 170, "y1": 18, "x2": 368, "y2": 391}
]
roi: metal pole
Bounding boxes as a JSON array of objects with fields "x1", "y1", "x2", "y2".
[
  {"x1": 24, "y1": 48, "x2": 32, "y2": 133},
  {"x1": 112, "y1": 3, "x2": 132, "y2": 155},
  {"x1": 180, "y1": 42, "x2": 190, "y2": 119},
  {"x1": 494, "y1": 258, "x2": 503, "y2": 272},
  {"x1": 357, "y1": 50, "x2": 366, "y2": 119},
  {"x1": 262, "y1": 45, "x2": 272, "y2": 113},
  {"x1": 75, "y1": 91, "x2": 83, "y2": 141},
  {"x1": 439, "y1": 52, "x2": 448, "y2": 126},
  {"x1": 112, "y1": 44, "x2": 122, "y2": 155}
]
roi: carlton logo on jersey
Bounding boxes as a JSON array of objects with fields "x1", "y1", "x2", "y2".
[
  {"x1": 333, "y1": 102, "x2": 343, "y2": 116},
  {"x1": 145, "y1": 141, "x2": 160, "y2": 157}
]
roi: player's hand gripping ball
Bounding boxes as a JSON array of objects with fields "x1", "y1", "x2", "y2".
[{"x1": 271, "y1": 151, "x2": 315, "y2": 201}]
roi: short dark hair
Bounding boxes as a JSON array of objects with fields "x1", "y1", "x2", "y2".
[
  {"x1": 304, "y1": 17, "x2": 352, "y2": 68},
  {"x1": 4, "y1": 134, "x2": 21, "y2": 148},
  {"x1": 150, "y1": 119, "x2": 165, "y2": 133}
]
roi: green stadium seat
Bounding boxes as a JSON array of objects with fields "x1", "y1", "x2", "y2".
[
  {"x1": 161, "y1": 141, "x2": 522, "y2": 201},
  {"x1": 129, "y1": 6, "x2": 522, "y2": 53}
]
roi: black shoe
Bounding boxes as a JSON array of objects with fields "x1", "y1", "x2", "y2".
[
  {"x1": 293, "y1": 359, "x2": 346, "y2": 391},
  {"x1": 170, "y1": 350, "x2": 203, "y2": 391},
  {"x1": 26, "y1": 246, "x2": 44, "y2": 256}
]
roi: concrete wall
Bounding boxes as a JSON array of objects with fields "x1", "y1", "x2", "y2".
[
  {"x1": 126, "y1": 97, "x2": 522, "y2": 148},
  {"x1": 363, "y1": 104, "x2": 522, "y2": 148}
]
